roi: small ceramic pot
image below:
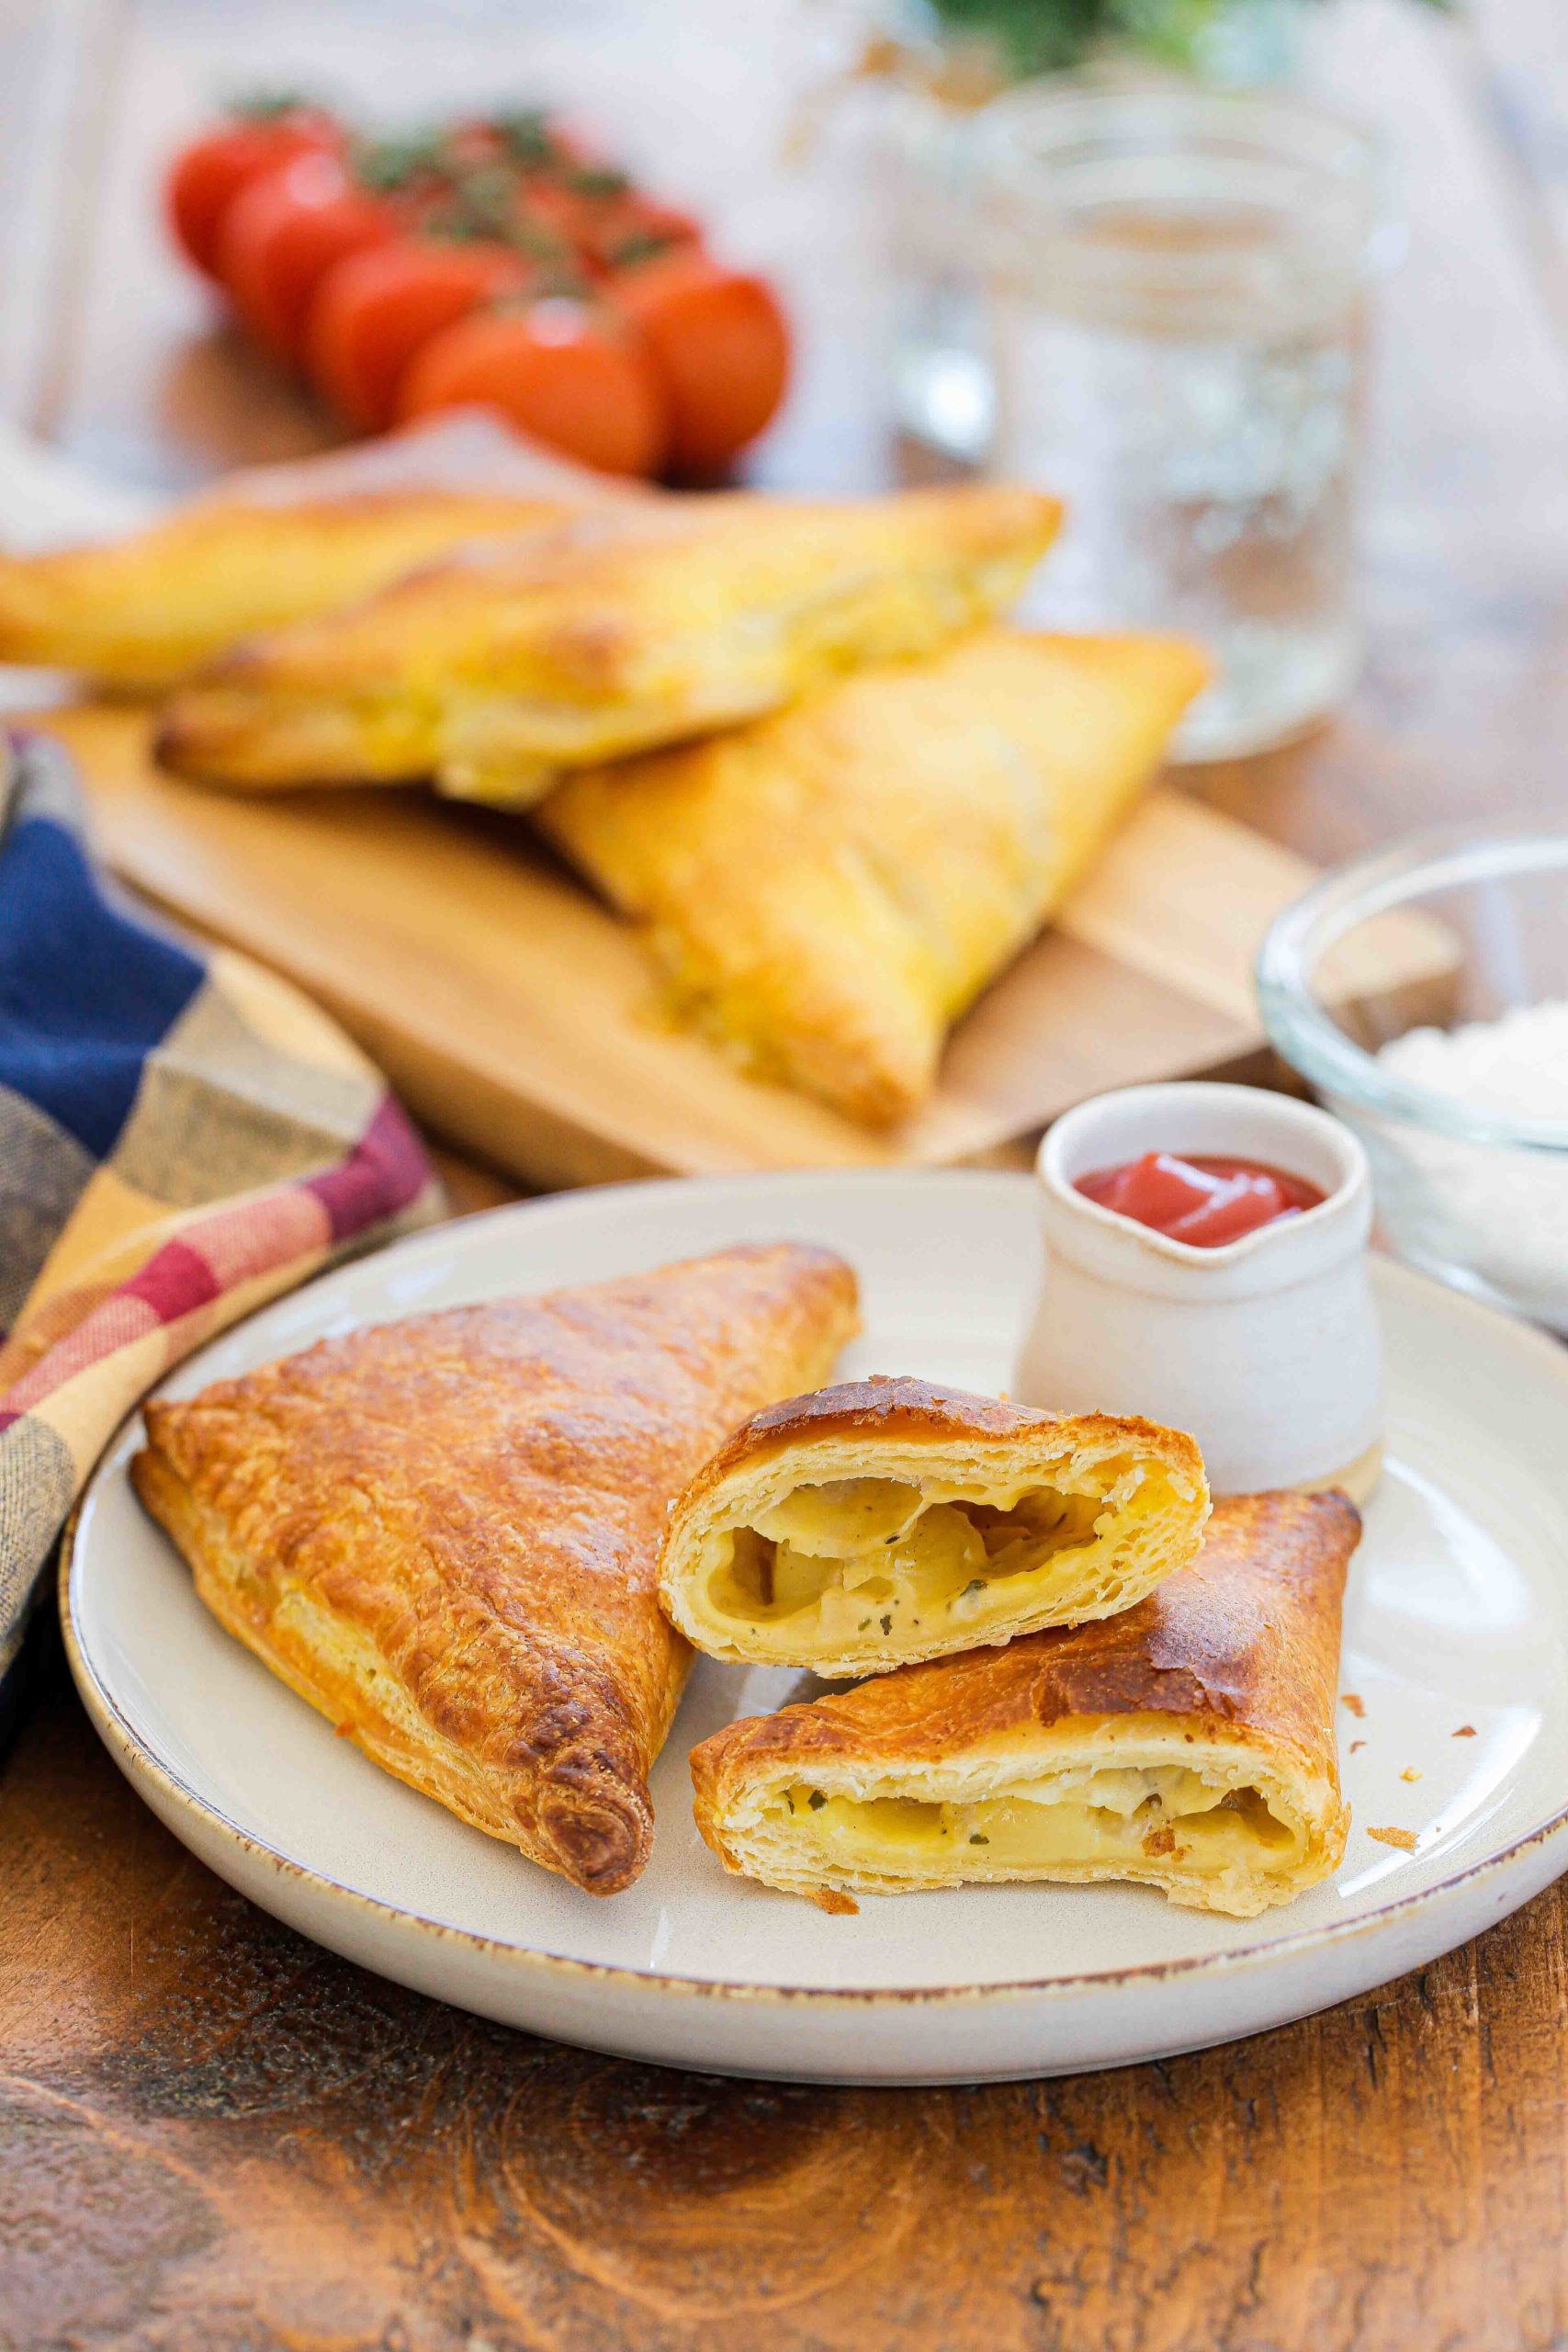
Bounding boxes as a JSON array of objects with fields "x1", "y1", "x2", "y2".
[{"x1": 1015, "y1": 1081, "x2": 1383, "y2": 1501}]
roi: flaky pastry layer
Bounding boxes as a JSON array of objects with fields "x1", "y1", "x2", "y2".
[
  {"x1": 659, "y1": 1376, "x2": 1209, "y2": 1676},
  {"x1": 539, "y1": 628, "x2": 1207, "y2": 1124},
  {"x1": 690, "y1": 1491, "x2": 1358, "y2": 1917},
  {"x1": 0, "y1": 489, "x2": 570, "y2": 689},
  {"x1": 154, "y1": 487, "x2": 1059, "y2": 799}
]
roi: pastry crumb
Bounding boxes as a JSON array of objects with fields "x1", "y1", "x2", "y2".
[
  {"x1": 1368, "y1": 1826, "x2": 1417, "y2": 1850},
  {"x1": 1400, "y1": 1767, "x2": 1422, "y2": 1782},
  {"x1": 817, "y1": 1887, "x2": 859, "y2": 1917},
  {"x1": 1349, "y1": 1739, "x2": 1366, "y2": 1753},
  {"x1": 1452, "y1": 1724, "x2": 1476, "y2": 1737},
  {"x1": 1341, "y1": 1692, "x2": 1365, "y2": 1718}
]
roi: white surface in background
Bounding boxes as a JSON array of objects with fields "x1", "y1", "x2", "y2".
[
  {"x1": 0, "y1": 407, "x2": 635, "y2": 708},
  {"x1": 0, "y1": 417, "x2": 157, "y2": 550},
  {"x1": 0, "y1": 407, "x2": 620, "y2": 553}
]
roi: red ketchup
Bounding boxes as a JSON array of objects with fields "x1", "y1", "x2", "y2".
[{"x1": 1075, "y1": 1151, "x2": 1326, "y2": 1249}]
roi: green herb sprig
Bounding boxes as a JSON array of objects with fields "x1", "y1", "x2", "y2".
[{"x1": 926, "y1": 0, "x2": 1448, "y2": 78}]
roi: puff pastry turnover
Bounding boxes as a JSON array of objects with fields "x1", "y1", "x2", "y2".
[
  {"x1": 0, "y1": 489, "x2": 572, "y2": 689},
  {"x1": 131, "y1": 1242, "x2": 858, "y2": 1895},
  {"x1": 659, "y1": 1375, "x2": 1209, "y2": 1677},
  {"x1": 154, "y1": 486, "x2": 1060, "y2": 801},
  {"x1": 539, "y1": 628, "x2": 1207, "y2": 1125},
  {"x1": 690, "y1": 1490, "x2": 1358, "y2": 1917}
]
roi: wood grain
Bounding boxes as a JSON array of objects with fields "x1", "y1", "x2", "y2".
[
  {"x1": 3, "y1": 1646, "x2": 1567, "y2": 2352},
  {"x1": 41, "y1": 700, "x2": 1353, "y2": 1185}
]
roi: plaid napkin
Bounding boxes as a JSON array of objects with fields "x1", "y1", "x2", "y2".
[{"x1": 0, "y1": 730, "x2": 443, "y2": 1728}]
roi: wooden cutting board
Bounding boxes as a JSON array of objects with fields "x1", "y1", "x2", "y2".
[{"x1": 39, "y1": 701, "x2": 1417, "y2": 1189}]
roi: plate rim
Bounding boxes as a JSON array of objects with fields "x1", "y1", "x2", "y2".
[{"x1": 62, "y1": 1167, "x2": 1568, "y2": 2012}]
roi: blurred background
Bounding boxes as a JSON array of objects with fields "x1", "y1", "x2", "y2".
[
  {"x1": 1, "y1": 0, "x2": 1566, "y2": 1299},
  {"x1": 1, "y1": 0, "x2": 1565, "y2": 821}
]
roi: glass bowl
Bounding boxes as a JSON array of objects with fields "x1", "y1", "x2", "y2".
[{"x1": 1257, "y1": 825, "x2": 1568, "y2": 1331}]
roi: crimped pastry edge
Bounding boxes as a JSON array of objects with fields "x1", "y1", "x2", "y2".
[{"x1": 131, "y1": 1444, "x2": 664, "y2": 1892}]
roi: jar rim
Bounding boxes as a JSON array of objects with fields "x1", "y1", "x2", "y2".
[
  {"x1": 1256, "y1": 822, "x2": 1568, "y2": 1154},
  {"x1": 979, "y1": 85, "x2": 1383, "y2": 175},
  {"x1": 1037, "y1": 1080, "x2": 1369, "y2": 1266},
  {"x1": 976, "y1": 84, "x2": 1393, "y2": 295}
]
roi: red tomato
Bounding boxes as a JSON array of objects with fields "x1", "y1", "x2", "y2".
[
  {"x1": 580, "y1": 192, "x2": 705, "y2": 273},
  {"x1": 397, "y1": 299, "x2": 668, "y2": 478},
  {"x1": 444, "y1": 111, "x2": 581, "y2": 175},
  {"x1": 516, "y1": 175, "x2": 611, "y2": 258},
  {"x1": 216, "y1": 152, "x2": 405, "y2": 364},
  {"x1": 165, "y1": 106, "x2": 340, "y2": 280},
  {"x1": 305, "y1": 239, "x2": 530, "y2": 430},
  {"x1": 611, "y1": 255, "x2": 789, "y2": 475},
  {"x1": 516, "y1": 173, "x2": 701, "y2": 274}
]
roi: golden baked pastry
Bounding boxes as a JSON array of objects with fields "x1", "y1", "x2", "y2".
[
  {"x1": 690, "y1": 1490, "x2": 1357, "y2": 1918},
  {"x1": 659, "y1": 1375, "x2": 1209, "y2": 1676},
  {"x1": 539, "y1": 628, "x2": 1207, "y2": 1125},
  {"x1": 154, "y1": 486, "x2": 1060, "y2": 801},
  {"x1": 0, "y1": 490, "x2": 573, "y2": 689},
  {"x1": 131, "y1": 1242, "x2": 859, "y2": 1895}
]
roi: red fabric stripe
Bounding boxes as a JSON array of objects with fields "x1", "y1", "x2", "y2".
[
  {"x1": 304, "y1": 1094, "x2": 430, "y2": 1241},
  {"x1": 171, "y1": 1186, "x2": 330, "y2": 1292},
  {"x1": 1, "y1": 1295, "x2": 162, "y2": 1411},
  {"x1": 0, "y1": 1092, "x2": 431, "y2": 1420},
  {"x1": 119, "y1": 1238, "x2": 221, "y2": 1323}
]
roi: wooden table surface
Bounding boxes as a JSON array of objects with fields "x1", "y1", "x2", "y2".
[{"x1": 3, "y1": 3, "x2": 1567, "y2": 2346}]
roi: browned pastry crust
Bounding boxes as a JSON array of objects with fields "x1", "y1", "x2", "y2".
[
  {"x1": 658, "y1": 1374, "x2": 1210, "y2": 1675},
  {"x1": 153, "y1": 487, "x2": 1060, "y2": 802},
  {"x1": 689, "y1": 1491, "x2": 1358, "y2": 1916},
  {"x1": 131, "y1": 1243, "x2": 859, "y2": 1895},
  {"x1": 537, "y1": 628, "x2": 1207, "y2": 1124},
  {"x1": 0, "y1": 490, "x2": 572, "y2": 689}
]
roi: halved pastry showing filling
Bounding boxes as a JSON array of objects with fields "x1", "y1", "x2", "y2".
[
  {"x1": 658, "y1": 1376, "x2": 1209, "y2": 1677},
  {"x1": 689, "y1": 1490, "x2": 1358, "y2": 1917}
]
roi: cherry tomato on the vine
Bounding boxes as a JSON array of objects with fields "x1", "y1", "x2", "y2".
[
  {"x1": 216, "y1": 151, "x2": 406, "y2": 364},
  {"x1": 306, "y1": 238, "x2": 532, "y2": 429},
  {"x1": 165, "y1": 101, "x2": 341, "y2": 279},
  {"x1": 398, "y1": 298, "x2": 669, "y2": 478}
]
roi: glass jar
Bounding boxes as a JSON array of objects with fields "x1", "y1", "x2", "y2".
[
  {"x1": 881, "y1": 81, "x2": 1000, "y2": 468},
  {"x1": 1258, "y1": 825, "x2": 1568, "y2": 1331},
  {"x1": 977, "y1": 87, "x2": 1391, "y2": 759}
]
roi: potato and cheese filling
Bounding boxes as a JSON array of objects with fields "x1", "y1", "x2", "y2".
[
  {"x1": 772, "y1": 1765, "x2": 1299, "y2": 1883},
  {"x1": 699, "y1": 1464, "x2": 1168, "y2": 1657}
]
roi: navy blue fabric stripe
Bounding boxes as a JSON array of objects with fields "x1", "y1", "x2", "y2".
[{"x1": 0, "y1": 810, "x2": 206, "y2": 1160}]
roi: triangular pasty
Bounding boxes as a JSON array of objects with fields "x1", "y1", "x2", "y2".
[
  {"x1": 132, "y1": 1241, "x2": 859, "y2": 1894},
  {"x1": 0, "y1": 489, "x2": 571, "y2": 689},
  {"x1": 155, "y1": 487, "x2": 1059, "y2": 802},
  {"x1": 539, "y1": 628, "x2": 1206, "y2": 1123}
]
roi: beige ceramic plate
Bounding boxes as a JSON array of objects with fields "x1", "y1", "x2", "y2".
[{"x1": 64, "y1": 1173, "x2": 1568, "y2": 2084}]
